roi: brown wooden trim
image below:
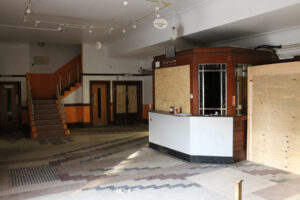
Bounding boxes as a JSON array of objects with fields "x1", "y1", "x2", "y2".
[
  {"x1": 233, "y1": 116, "x2": 247, "y2": 162},
  {"x1": 0, "y1": 74, "x2": 26, "y2": 77},
  {"x1": 0, "y1": 81, "x2": 22, "y2": 129},
  {"x1": 83, "y1": 73, "x2": 152, "y2": 77},
  {"x1": 67, "y1": 122, "x2": 93, "y2": 129},
  {"x1": 64, "y1": 103, "x2": 90, "y2": 107},
  {"x1": 89, "y1": 81, "x2": 111, "y2": 126},
  {"x1": 112, "y1": 81, "x2": 143, "y2": 123},
  {"x1": 153, "y1": 47, "x2": 276, "y2": 117}
]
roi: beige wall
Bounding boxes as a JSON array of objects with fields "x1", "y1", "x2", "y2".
[
  {"x1": 81, "y1": 43, "x2": 153, "y2": 105},
  {"x1": 248, "y1": 61, "x2": 300, "y2": 175},
  {"x1": 0, "y1": 41, "x2": 30, "y2": 75},
  {"x1": 30, "y1": 43, "x2": 81, "y2": 73}
]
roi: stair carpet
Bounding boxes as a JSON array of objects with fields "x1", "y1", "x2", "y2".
[{"x1": 33, "y1": 100, "x2": 67, "y2": 137}]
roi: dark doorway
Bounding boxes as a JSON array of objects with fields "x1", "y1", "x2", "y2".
[
  {"x1": 113, "y1": 81, "x2": 142, "y2": 124},
  {"x1": 0, "y1": 82, "x2": 21, "y2": 131}
]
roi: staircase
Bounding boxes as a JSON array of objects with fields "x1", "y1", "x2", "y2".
[
  {"x1": 26, "y1": 55, "x2": 82, "y2": 138},
  {"x1": 33, "y1": 100, "x2": 68, "y2": 137}
]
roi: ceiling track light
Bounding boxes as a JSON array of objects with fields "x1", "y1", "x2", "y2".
[
  {"x1": 23, "y1": 0, "x2": 171, "y2": 36},
  {"x1": 88, "y1": 26, "x2": 94, "y2": 34},
  {"x1": 108, "y1": 27, "x2": 114, "y2": 34},
  {"x1": 26, "y1": 7, "x2": 31, "y2": 14},
  {"x1": 58, "y1": 24, "x2": 64, "y2": 32},
  {"x1": 34, "y1": 20, "x2": 40, "y2": 27}
]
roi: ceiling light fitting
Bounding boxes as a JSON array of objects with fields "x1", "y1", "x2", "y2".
[
  {"x1": 88, "y1": 26, "x2": 94, "y2": 34},
  {"x1": 23, "y1": 0, "x2": 171, "y2": 36}
]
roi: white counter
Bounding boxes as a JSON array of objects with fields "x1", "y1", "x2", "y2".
[{"x1": 149, "y1": 112, "x2": 234, "y2": 162}]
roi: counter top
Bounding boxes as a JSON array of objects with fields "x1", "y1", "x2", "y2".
[{"x1": 149, "y1": 111, "x2": 240, "y2": 118}]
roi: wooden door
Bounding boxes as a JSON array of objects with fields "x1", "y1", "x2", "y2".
[
  {"x1": 0, "y1": 82, "x2": 21, "y2": 131},
  {"x1": 114, "y1": 81, "x2": 142, "y2": 124},
  {"x1": 91, "y1": 83, "x2": 108, "y2": 125}
]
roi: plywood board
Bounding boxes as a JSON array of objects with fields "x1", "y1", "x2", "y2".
[
  {"x1": 128, "y1": 85, "x2": 137, "y2": 113},
  {"x1": 116, "y1": 85, "x2": 126, "y2": 114},
  {"x1": 248, "y1": 61, "x2": 300, "y2": 175},
  {"x1": 155, "y1": 65, "x2": 191, "y2": 113}
]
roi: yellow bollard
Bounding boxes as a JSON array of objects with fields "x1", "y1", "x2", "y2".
[{"x1": 235, "y1": 180, "x2": 243, "y2": 200}]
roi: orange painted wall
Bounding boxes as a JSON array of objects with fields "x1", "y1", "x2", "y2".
[
  {"x1": 63, "y1": 104, "x2": 149, "y2": 124},
  {"x1": 30, "y1": 54, "x2": 81, "y2": 99},
  {"x1": 65, "y1": 105, "x2": 90, "y2": 123}
]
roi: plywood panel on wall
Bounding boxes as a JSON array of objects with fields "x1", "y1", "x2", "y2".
[
  {"x1": 155, "y1": 65, "x2": 190, "y2": 113},
  {"x1": 248, "y1": 61, "x2": 300, "y2": 175}
]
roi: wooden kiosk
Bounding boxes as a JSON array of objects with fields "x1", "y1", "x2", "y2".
[{"x1": 149, "y1": 47, "x2": 276, "y2": 163}]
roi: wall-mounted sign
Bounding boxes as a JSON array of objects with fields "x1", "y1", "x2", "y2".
[
  {"x1": 155, "y1": 61, "x2": 160, "y2": 68},
  {"x1": 153, "y1": 18, "x2": 168, "y2": 30}
]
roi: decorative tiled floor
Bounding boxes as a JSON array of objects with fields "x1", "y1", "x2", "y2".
[{"x1": 0, "y1": 124, "x2": 299, "y2": 200}]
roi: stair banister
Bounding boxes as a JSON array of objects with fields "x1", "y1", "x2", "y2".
[{"x1": 56, "y1": 84, "x2": 67, "y2": 126}]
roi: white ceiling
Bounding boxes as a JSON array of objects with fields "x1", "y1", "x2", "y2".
[{"x1": 0, "y1": 0, "x2": 204, "y2": 44}]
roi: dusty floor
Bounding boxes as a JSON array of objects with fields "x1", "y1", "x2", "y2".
[{"x1": 0, "y1": 124, "x2": 300, "y2": 200}]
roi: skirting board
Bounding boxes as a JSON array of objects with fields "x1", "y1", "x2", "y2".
[{"x1": 149, "y1": 142, "x2": 234, "y2": 164}]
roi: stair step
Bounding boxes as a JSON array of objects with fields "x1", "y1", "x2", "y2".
[
  {"x1": 35, "y1": 113, "x2": 61, "y2": 120},
  {"x1": 35, "y1": 119, "x2": 62, "y2": 126},
  {"x1": 33, "y1": 100, "x2": 57, "y2": 105},
  {"x1": 37, "y1": 130, "x2": 66, "y2": 138},
  {"x1": 36, "y1": 124, "x2": 64, "y2": 131},
  {"x1": 34, "y1": 104, "x2": 57, "y2": 110},
  {"x1": 35, "y1": 109, "x2": 58, "y2": 115}
]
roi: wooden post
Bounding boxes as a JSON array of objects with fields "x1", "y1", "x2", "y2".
[{"x1": 235, "y1": 180, "x2": 243, "y2": 200}]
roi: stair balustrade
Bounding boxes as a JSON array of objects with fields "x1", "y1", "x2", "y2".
[
  {"x1": 57, "y1": 63, "x2": 81, "y2": 95},
  {"x1": 26, "y1": 75, "x2": 37, "y2": 138}
]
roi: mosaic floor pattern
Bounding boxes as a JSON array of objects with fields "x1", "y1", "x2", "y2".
[{"x1": 0, "y1": 124, "x2": 299, "y2": 200}]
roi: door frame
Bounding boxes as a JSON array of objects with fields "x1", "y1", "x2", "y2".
[
  {"x1": 0, "y1": 81, "x2": 22, "y2": 130},
  {"x1": 89, "y1": 81, "x2": 111, "y2": 125},
  {"x1": 113, "y1": 81, "x2": 143, "y2": 123}
]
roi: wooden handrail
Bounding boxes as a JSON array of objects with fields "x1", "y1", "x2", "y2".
[{"x1": 57, "y1": 61, "x2": 81, "y2": 95}]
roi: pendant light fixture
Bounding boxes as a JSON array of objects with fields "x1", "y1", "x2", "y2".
[
  {"x1": 123, "y1": 0, "x2": 128, "y2": 6},
  {"x1": 170, "y1": 11, "x2": 178, "y2": 40}
]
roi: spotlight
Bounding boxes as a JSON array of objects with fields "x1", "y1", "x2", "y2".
[
  {"x1": 88, "y1": 26, "x2": 93, "y2": 34},
  {"x1": 155, "y1": 5, "x2": 160, "y2": 12},
  {"x1": 23, "y1": 16, "x2": 27, "y2": 23},
  {"x1": 58, "y1": 24, "x2": 64, "y2": 32},
  {"x1": 122, "y1": 28, "x2": 126, "y2": 34},
  {"x1": 123, "y1": 0, "x2": 128, "y2": 6},
  {"x1": 132, "y1": 23, "x2": 137, "y2": 29},
  {"x1": 156, "y1": 13, "x2": 160, "y2": 18},
  {"x1": 34, "y1": 21, "x2": 40, "y2": 27},
  {"x1": 26, "y1": 7, "x2": 31, "y2": 14},
  {"x1": 108, "y1": 27, "x2": 114, "y2": 34}
]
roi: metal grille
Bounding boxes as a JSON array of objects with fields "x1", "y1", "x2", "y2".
[{"x1": 9, "y1": 165, "x2": 58, "y2": 187}]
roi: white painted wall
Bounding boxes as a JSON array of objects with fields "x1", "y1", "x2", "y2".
[
  {"x1": 63, "y1": 87, "x2": 83, "y2": 104},
  {"x1": 0, "y1": 41, "x2": 30, "y2": 75},
  {"x1": 0, "y1": 41, "x2": 30, "y2": 106},
  {"x1": 211, "y1": 26, "x2": 300, "y2": 49},
  {"x1": 30, "y1": 43, "x2": 81, "y2": 73},
  {"x1": 80, "y1": 43, "x2": 153, "y2": 105}
]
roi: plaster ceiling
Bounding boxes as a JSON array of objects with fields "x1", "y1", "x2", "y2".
[{"x1": 0, "y1": 0, "x2": 204, "y2": 44}]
